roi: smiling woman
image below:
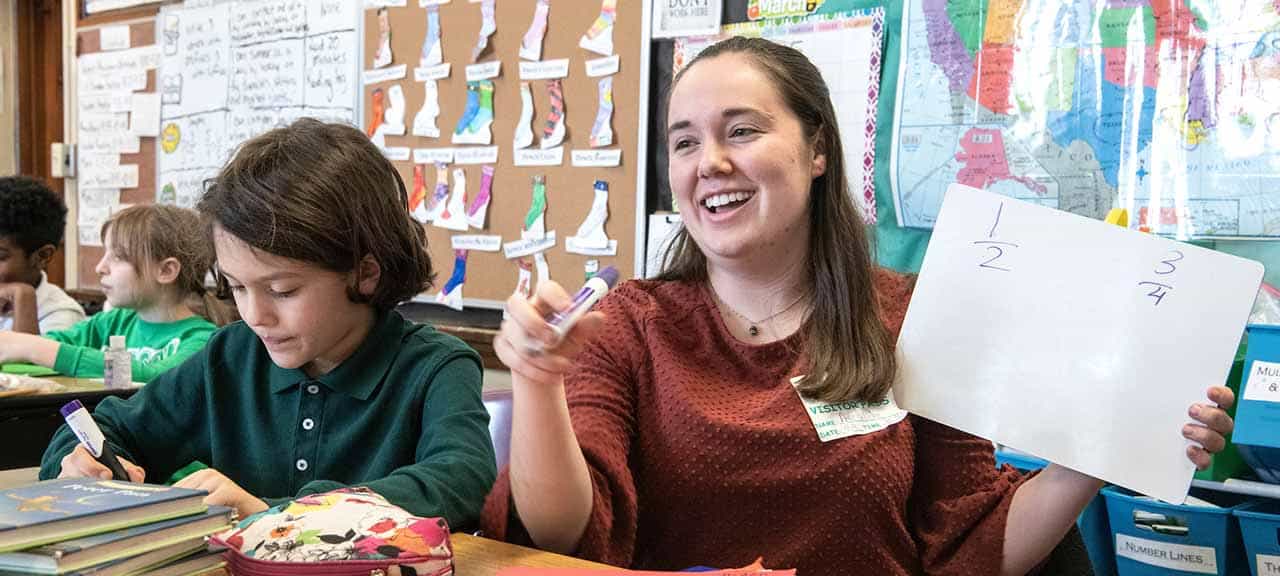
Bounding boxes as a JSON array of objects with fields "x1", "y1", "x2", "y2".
[{"x1": 479, "y1": 36, "x2": 1237, "y2": 576}]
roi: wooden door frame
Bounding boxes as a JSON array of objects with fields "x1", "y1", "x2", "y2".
[{"x1": 16, "y1": 0, "x2": 66, "y2": 287}]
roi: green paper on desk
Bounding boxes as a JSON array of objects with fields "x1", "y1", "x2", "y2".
[{"x1": 1, "y1": 364, "x2": 59, "y2": 377}]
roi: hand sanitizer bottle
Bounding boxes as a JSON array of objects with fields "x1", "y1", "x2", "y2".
[{"x1": 103, "y1": 335, "x2": 132, "y2": 389}]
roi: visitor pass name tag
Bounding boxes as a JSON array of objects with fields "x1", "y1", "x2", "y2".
[{"x1": 790, "y1": 376, "x2": 907, "y2": 442}]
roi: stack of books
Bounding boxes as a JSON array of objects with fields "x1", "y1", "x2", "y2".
[{"x1": 0, "y1": 478, "x2": 234, "y2": 575}]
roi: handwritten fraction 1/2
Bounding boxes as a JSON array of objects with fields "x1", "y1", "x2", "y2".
[{"x1": 974, "y1": 201, "x2": 1018, "y2": 272}]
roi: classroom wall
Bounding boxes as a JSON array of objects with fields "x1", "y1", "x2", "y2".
[{"x1": 0, "y1": 0, "x2": 16, "y2": 176}]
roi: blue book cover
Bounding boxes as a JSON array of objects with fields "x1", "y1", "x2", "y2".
[{"x1": 0, "y1": 479, "x2": 207, "y2": 553}]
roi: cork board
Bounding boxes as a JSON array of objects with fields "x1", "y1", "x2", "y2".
[{"x1": 362, "y1": 0, "x2": 646, "y2": 307}]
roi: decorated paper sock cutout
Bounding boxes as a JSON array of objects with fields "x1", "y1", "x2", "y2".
[
  {"x1": 367, "y1": 88, "x2": 386, "y2": 137},
  {"x1": 570, "y1": 179, "x2": 610, "y2": 248},
  {"x1": 410, "y1": 164, "x2": 431, "y2": 223},
  {"x1": 413, "y1": 79, "x2": 441, "y2": 138},
  {"x1": 514, "y1": 82, "x2": 535, "y2": 149},
  {"x1": 467, "y1": 80, "x2": 494, "y2": 134},
  {"x1": 471, "y1": 0, "x2": 497, "y2": 62},
  {"x1": 454, "y1": 82, "x2": 480, "y2": 136},
  {"x1": 453, "y1": 81, "x2": 492, "y2": 145},
  {"x1": 467, "y1": 165, "x2": 494, "y2": 229},
  {"x1": 514, "y1": 258, "x2": 534, "y2": 300},
  {"x1": 523, "y1": 175, "x2": 547, "y2": 239},
  {"x1": 579, "y1": 0, "x2": 616, "y2": 57},
  {"x1": 534, "y1": 252, "x2": 550, "y2": 287},
  {"x1": 589, "y1": 76, "x2": 614, "y2": 148},
  {"x1": 436, "y1": 250, "x2": 466, "y2": 311},
  {"x1": 437, "y1": 167, "x2": 469, "y2": 231},
  {"x1": 541, "y1": 79, "x2": 566, "y2": 149},
  {"x1": 420, "y1": 5, "x2": 443, "y2": 68},
  {"x1": 425, "y1": 162, "x2": 450, "y2": 221},
  {"x1": 585, "y1": 259, "x2": 599, "y2": 280},
  {"x1": 520, "y1": 0, "x2": 551, "y2": 61},
  {"x1": 374, "y1": 7, "x2": 393, "y2": 68},
  {"x1": 384, "y1": 84, "x2": 407, "y2": 135}
]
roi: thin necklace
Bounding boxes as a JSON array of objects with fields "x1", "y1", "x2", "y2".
[{"x1": 712, "y1": 288, "x2": 807, "y2": 337}]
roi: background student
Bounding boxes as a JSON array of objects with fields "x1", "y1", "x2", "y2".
[
  {"x1": 41, "y1": 119, "x2": 497, "y2": 529},
  {"x1": 483, "y1": 37, "x2": 1235, "y2": 576},
  {"x1": 0, "y1": 176, "x2": 85, "y2": 334},
  {"x1": 0, "y1": 204, "x2": 217, "y2": 382}
]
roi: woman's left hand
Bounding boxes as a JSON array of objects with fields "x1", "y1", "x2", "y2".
[
  {"x1": 175, "y1": 468, "x2": 269, "y2": 517},
  {"x1": 1184, "y1": 385, "x2": 1235, "y2": 470}
]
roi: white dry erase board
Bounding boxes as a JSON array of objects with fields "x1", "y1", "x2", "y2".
[{"x1": 894, "y1": 184, "x2": 1264, "y2": 504}]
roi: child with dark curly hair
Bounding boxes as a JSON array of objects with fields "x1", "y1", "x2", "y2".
[{"x1": 0, "y1": 176, "x2": 85, "y2": 334}]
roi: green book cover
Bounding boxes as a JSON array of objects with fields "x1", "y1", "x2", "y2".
[{"x1": 0, "y1": 364, "x2": 59, "y2": 377}]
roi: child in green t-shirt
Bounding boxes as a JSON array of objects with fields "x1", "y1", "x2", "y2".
[{"x1": 0, "y1": 204, "x2": 220, "y2": 382}]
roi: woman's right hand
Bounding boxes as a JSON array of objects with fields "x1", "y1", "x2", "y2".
[
  {"x1": 495, "y1": 280, "x2": 605, "y2": 387},
  {"x1": 58, "y1": 444, "x2": 146, "y2": 482}
]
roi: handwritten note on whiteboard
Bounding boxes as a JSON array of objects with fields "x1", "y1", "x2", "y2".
[
  {"x1": 895, "y1": 184, "x2": 1264, "y2": 503},
  {"x1": 157, "y1": 0, "x2": 359, "y2": 209}
]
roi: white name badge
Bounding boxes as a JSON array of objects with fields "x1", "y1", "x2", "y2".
[{"x1": 790, "y1": 376, "x2": 908, "y2": 442}]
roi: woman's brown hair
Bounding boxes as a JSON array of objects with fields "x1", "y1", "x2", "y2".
[
  {"x1": 101, "y1": 204, "x2": 233, "y2": 325},
  {"x1": 659, "y1": 36, "x2": 896, "y2": 403},
  {"x1": 198, "y1": 118, "x2": 433, "y2": 311}
]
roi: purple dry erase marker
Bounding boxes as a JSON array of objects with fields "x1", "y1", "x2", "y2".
[
  {"x1": 545, "y1": 266, "x2": 619, "y2": 345},
  {"x1": 60, "y1": 400, "x2": 130, "y2": 481}
]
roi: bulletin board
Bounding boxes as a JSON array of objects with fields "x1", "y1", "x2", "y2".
[
  {"x1": 73, "y1": 16, "x2": 160, "y2": 290},
  {"x1": 361, "y1": 0, "x2": 649, "y2": 308}
]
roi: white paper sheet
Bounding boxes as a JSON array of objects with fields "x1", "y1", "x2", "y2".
[
  {"x1": 894, "y1": 184, "x2": 1264, "y2": 503},
  {"x1": 129, "y1": 93, "x2": 162, "y2": 137}
]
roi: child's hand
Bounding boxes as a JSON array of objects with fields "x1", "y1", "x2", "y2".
[
  {"x1": 174, "y1": 468, "x2": 268, "y2": 517},
  {"x1": 57, "y1": 444, "x2": 146, "y2": 482},
  {"x1": 1185, "y1": 385, "x2": 1235, "y2": 470}
]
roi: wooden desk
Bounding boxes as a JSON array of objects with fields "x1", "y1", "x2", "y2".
[
  {"x1": 452, "y1": 533, "x2": 611, "y2": 575},
  {"x1": 0, "y1": 377, "x2": 140, "y2": 469}
]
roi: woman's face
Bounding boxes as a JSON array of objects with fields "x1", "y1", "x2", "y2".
[{"x1": 666, "y1": 52, "x2": 826, "y2": 269}]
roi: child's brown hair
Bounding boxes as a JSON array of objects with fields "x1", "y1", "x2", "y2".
[
  {"x1": 101, "y1": 204, "x2": 232, "y2": 324},
  {"x1": 198, "y1": 118, "x2": 434, "y2": 310}
]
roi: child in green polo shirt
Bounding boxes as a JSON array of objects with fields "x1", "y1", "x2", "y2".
[
  {"x1": 40, "y1": 119, "x2": 497, "y2": 532},
  {"x1": 0, "y1": 203, "x2": 218, "y2": 382}
]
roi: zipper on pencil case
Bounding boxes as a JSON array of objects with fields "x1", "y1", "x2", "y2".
[{"x1": 224, "y1": 553, "x2": 452, "y2": 576}]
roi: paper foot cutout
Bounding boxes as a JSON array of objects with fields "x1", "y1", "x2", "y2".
[
  {"x1": 579, "y1": 0, "x2": 615, "y2": 57},
  {"x1": 520, "y1": 0, "x2": 550, "y2": 61},
  {"x1": 514, "y1": 82, "x2": 535, "y2": 149},
  {"x1": 467, "y1": 165, "x2": 494, "y2": 229},
  {"x1": 541, "y1": 79, "x2": 566, "y2": 149},
  {"x1": 373, "y1": 7, "x2": 393, "y2": 68}
]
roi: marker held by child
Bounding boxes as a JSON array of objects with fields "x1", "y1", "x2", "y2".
[
  {"x1": 60, "y1": 399, "x2": 131, "y2": 480},
  {"x1": 539, "y1": 266, "x2": 618, "y2": 350}
]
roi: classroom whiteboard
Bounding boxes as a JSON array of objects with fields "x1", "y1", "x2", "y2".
[
  {"x1": 895, "y1": 184, "x2": 1264, "y2": 503},
  {"x1": 155, "y1": 0, "x2": 362, "y2": 209}
]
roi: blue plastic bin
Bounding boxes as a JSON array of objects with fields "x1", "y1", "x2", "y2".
[
  {"x1": 1235, "y1": 500, "x2": 1280, "y2": 576},
  {"x1": 1103, "y1": 487, "x2": 1247, "y2": 575},
  {"x1": 995, "y1": 448, "x2": 1115, "y2": 576},
  {"x1": 1235, "y1": 324, "x2": 1280, "y2": 483}
]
